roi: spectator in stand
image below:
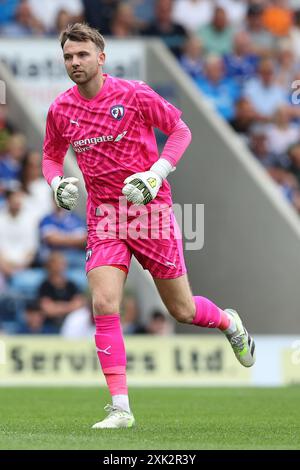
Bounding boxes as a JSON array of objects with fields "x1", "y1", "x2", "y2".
[
  {"x1": 229, "y1": 97, "x2": 261, "y2": 141},
  {"x1": 20, "y1": 150, "x2": 52, "y2": 220},
  {"x1": 61, "y1": 295, "x2": 95, "y2": 337},
  {"x1": 268, "y1": 165, "x2": 299, "y2": 204},
  {"x1": 198, "y1": 6, "x2": 234, "y2": 55},
  {"x1": 275, "y1": 39, "x2": 299, "y2": 89},
  {"x1": 17, "y1": 300, "x2": 56, "y2": 334},
  {"x1": 0, "y1": 133, "x2": 27, "y2": 191},
  {"x1": 109, "y1": 2, "x2": 139, "y2": 37},
  {"x1": 264, "y1": 106, "x2": 299, "y2": 165},
  {"x1": 141, "y1": 0, "x2": 188, "y2": 58},
  {"x1": 0, "y1": 188, "x2": 39, "y2": 278},
  {"x1": 289, "y1": 9, "x2": 300, "y2": 62},
  {"x1": 127, "y1": 0, "x2": 155, "y2": 29},
  {"x1": 245, "y1": 3, "x2": 275, "y2": 56},
  {"x1": 121, "y1": 290, "x2": 146, "y2": 334},
  {"x1": 0, "y1": 113, "x2": 14, "y2": 206},
  {"x1": 28, "y1": 0, "x2": 83, "y2": 35},
  {"x1": 288, "y1": 142, "x2": 300, "y2": 186},
  {"x1": 216, "y1": 0, "x2": 247, "y2": 26},
  {"x1": 55, "y1": 9, "x2": 73, "y2": 35},
  {"x1": 38, "y1": 251, "x2": 85, "y2": 333},
  {"x1": 196, "y1": 54, "x2": 241, "y2": 120},
  {"x1": 172, "y1": 0, "x2": 213, "y2": 33},
  {"x1": 224, "y1": 31, "x2": 258, "y2": 85},
  {"x1": 1, "y1": 0, "x2": 45, "y2": 36},
  {"x1": 243, "y1": 58, "x2": 288, "y2": 119},
  {"x1": 82, "y1": 0, "x2": 119, "y2": 35},
  {"x1": 39, "y1": 202, "x2": 86, "y2": 268},
  {"x1": 249, "y1": 129, "x2": 300, "y2": 205},
  {"x1": 179, "y1": 35, "x2": 204, "y2": 81},
  {"x1": 249, "y1": 129, "x2": 279, "y2": 169},
  {"x1": 145, "y1": 310, "x2": 174, "y2": 335},
  {"x1": 263, "y1": 0, "x2": 293, "y2": 38}
]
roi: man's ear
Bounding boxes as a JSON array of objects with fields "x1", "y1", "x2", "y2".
[{"x1": 98, "y1": 51, "x2": 106, "y2": 66}]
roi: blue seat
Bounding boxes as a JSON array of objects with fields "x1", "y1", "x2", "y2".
[
  {"x1": 10, "y1": 268, "x2": 46, "y2": 299},
  {"x1": 67, "y1": 269, "x2": 87, "y2": 292},
  {"x1": 10, "y1": 267, "x2": 87, "y2": 298},
  {"x1": 0, "y1": 292, "x2": 26, "y2": 333}
]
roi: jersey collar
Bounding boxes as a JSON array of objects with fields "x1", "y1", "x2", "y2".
[{"x1": 72, "y1": 73, "x2": 110, "y2": 105}]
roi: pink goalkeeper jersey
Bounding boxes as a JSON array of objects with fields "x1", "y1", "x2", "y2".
[{"x1": 43, "y1": 74, "x2": 182, "y2": 225}]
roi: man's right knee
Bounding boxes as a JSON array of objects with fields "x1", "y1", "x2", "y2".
[{"x1": 93, "y1": 293, "x2": 120, "y2": 316}]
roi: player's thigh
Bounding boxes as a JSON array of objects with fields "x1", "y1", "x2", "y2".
[
  {"x1": 154, "y1": 274, "x2": 195, "y2": 323},
  {"x1": 88, "y1": 266, "x2": 127, "y2": 315},
  {"x1": 128, "y1": 208, "x2": 187, "y2": 279}
]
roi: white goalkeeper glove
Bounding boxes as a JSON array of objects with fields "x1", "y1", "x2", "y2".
[
  {"x1": 51, "y1": 176, "x2": 79, "y2": 211},
  {"x1": 122, "y1": 159, "x2": 174, "y2": 205},
  {"x1": 122, "y1": 171, "x2": 162, "y2": 205}
]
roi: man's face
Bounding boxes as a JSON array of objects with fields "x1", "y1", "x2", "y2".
[
  {"x1": 63, "y1": 39, "x2": 105, "y2": 85},
  {"x1": 7, "y1": 191, "x2": 23, "y2": 215},
  {"x1": 213, "y1": 8, "x2": 227, "y2": 30},
  {"x1": 259, "y1": 62, "x2": 274, "y2": 86},
  {"x1": 206, "y1": 59, "x2": 224, "y2": 83},
  {"x1": 26, "y1": 311, "x2": 43, "y2": 330},
  {"x1": 236, "y1": 99, "x2": 255, "y2": 121},
  {"x1": 46, "y1": 253, "x2": 67, "y2": 275}
]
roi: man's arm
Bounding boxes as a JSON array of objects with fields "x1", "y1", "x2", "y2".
[
  {"x1": 0, "y1": 253, "x2": 32, "y2": 277},
  {"x1": 122, "y1": 119, "x2": 192, "y2": 205},
  {"x1": 122, "y1": 81, "x2": 192, "y2": 204},
  {"x1": 43, "y1": 231, "x2": 86, "y2": 249},
  {"x1": 158, "y1": 118, "x2": 192, "y2": 167},
  {"x1": 43, "y1": 105, "x2": 79, "y2": 210},
  {"x1": 40, "y1": 295, "x2": 85, "y2": 317}
]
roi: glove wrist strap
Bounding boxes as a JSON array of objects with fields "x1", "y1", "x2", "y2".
[
  {"x1": 51, "y1": 175, "x2": 63, "y2": 192},
  {"x1": 150, "y1": 158, "x2": 174, "y2": 181}
]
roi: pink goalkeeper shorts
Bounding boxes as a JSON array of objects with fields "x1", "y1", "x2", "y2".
[{"x1": 85, "y1": 209, "x2": 187, "y2": 279}]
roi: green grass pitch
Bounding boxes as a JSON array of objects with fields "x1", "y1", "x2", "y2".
[{"x1": 0, "y1": 387, "x2": 299, "y2": 450}]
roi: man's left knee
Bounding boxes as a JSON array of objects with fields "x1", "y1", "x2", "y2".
[{"x1": 168, "y1": 302, "x2": 195, "y2": 324}]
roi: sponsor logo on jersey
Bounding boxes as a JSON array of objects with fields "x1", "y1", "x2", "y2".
[
  {"x1": 72, "y1": 131, "x2": 127, "y2": 152},
  {"x1": 86, "y1": 249, "x2": 92, "y2": 261},
  {"x1": 110, "y1": 105, "x2": 125, "y2": 120},
  {"x1": 114, "y1": 130, "x2": 127, "y2": 142}
]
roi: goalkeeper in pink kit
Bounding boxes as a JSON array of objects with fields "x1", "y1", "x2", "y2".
[{"x1": 43, "y1": 23, "x2": 256, "y2": 429}]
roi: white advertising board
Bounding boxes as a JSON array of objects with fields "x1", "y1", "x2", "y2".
[{"x1": 0, "y1": 39, "x2": 145, "y2": 118}]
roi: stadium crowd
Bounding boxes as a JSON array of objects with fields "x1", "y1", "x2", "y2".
[{"x1": 1, "y1": 0, "x2": 300, "y2": 334}]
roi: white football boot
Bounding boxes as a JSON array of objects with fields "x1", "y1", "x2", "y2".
[
  {"x1": 92, "y1": 404, "x2": 135, "y2": 429},
  {"x1": 224, "y1": 309, "x2": 256, "y2": 367}
]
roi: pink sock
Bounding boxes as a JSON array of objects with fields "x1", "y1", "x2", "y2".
[
  {"x1": 94, "y1": 314, "x2": 128, "y2": 396},
  {"x1": 192, "y1": 296, "x2": 229, "y2": 329}
]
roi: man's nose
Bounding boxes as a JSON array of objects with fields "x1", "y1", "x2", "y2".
[{"x1": 72, "y1": 56, "x2": 80, "y2": 67}]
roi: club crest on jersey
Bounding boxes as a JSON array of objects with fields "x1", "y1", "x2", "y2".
[{"x1": 110, "y1": 105, "x2": 125, "y2": 120}]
